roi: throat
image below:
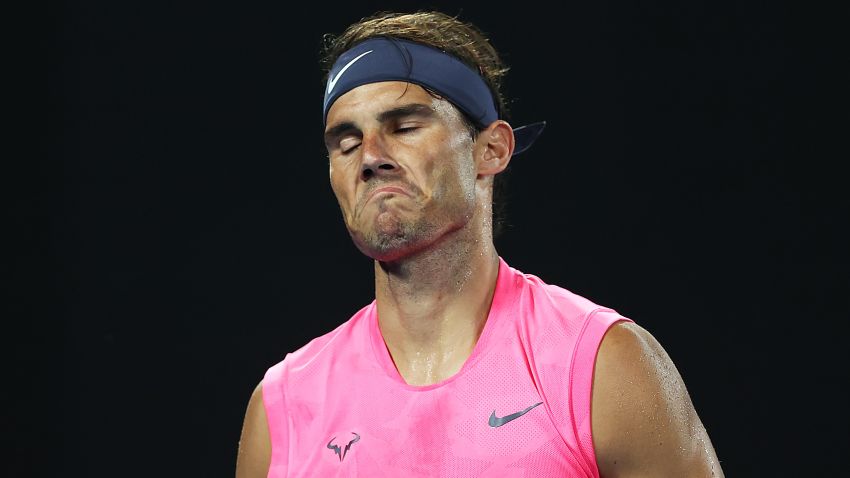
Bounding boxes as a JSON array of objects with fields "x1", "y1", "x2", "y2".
[
  {"x1": 396, "y1": 350, "x2": 469, "y2": 386},
  {"x1": 373, "y1": 248, "x2": 500, "y2": 387},
  {"x1": 371, "y1": 217, "x2": 501, "y2": 386}
]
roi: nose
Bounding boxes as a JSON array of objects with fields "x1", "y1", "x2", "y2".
[{"x1": 360, "y1": 134, "x2": 399, "y2": 182}]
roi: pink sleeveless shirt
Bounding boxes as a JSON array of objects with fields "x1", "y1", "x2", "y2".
[{"x1": 262, "y1": 258, "x2": 630, "y2": 477}]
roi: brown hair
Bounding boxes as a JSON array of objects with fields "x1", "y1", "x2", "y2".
[{"x1": 320, "y1": 11, "x2": 514, "y2": 237}]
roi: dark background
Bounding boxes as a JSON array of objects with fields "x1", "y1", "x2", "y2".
[{"x1": 29, "y1": 0, "x2": 846, "y2": 476}]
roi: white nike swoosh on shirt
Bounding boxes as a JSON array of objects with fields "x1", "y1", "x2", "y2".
[{"x1": 326, "y1": 50, "x2": 373, "y2": 95}]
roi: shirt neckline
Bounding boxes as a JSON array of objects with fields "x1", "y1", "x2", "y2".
[{"x1": 367, "y1": 256, "x2": 518, "y2": 391}]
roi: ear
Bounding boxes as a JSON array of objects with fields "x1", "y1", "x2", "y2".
[{"x1": 475, "y1": 120, "x2": 515, "y2": 177}]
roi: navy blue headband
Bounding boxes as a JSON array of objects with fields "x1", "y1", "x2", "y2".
[{"x1": 323, "y1": 37, "x2": 545, "y2": 155}]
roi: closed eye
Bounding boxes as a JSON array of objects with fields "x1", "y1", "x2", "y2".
[
  {"x1": 339, "y1": 136, "x2": 361, "y2": 155},
  {"x1": 341, "y1": 143, "x2": 360, "y2": 155}
]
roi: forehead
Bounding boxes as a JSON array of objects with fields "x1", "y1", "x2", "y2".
[{"x1": 325, "y1": 81, "x2": 463, "y2": 129}]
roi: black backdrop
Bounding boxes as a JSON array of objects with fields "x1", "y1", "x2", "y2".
[{"x1": 34, "y1": 0, "x2": 847, "y2": 476}]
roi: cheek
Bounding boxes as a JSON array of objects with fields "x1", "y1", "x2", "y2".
[
  {"x1": 445, "y1": 133, "x2": 477, "y2": 188},
  {"x1": 328, "y1": 165, "x2": 352, "y2": 211},
  {"x1": 425, "y1": 141, "x2": 475, "y2": 195},
  {"x1": 429, "y1": 156, "x2": 477, "y2": 207},
  {"x1": 449, "y1": 151, "x2": 478, "y2": 198}
]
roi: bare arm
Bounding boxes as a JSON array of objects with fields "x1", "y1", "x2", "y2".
[
  {"x1": 235, "y1": 382, "x2": 271, "y2": 478},
  {"x1": 592, "y1": 322, "x2": 723, "y2": 477}
]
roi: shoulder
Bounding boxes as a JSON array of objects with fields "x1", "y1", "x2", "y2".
[
  {"x1": 272, "y1": 301, "x2": 376, "y2": 374},
  {"x1": 592, "y1": 322, "x2": 724, "y2": 477},
  {"x1": 236, "y1": 381, "x2": 271, "y2": 478},
  {"x1": 507, "y1": 264, "x2": 608, "y2": 325}
]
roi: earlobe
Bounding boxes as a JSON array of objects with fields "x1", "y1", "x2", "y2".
[{"x1": 477, "y1": 120, "x2": 515, "y2": 176}]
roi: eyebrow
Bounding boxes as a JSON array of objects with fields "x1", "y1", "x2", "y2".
[
  {"x1": 376, "y1": 103, "x2": 436, "y2": 123},
  {"x1": 324, "y1": 103, "x2": 437, "y2": 148}
]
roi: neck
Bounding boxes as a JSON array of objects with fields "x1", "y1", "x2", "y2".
[{"x1": 374, "y1": 221, "x2": 500, "y2": 386}]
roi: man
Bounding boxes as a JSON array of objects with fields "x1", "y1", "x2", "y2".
[{"x1": 237, "y1": 11, "x2": 722, "y2": 477}]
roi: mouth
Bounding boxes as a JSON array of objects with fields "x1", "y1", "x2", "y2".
[{"x1": 365, "y1": 186, "x2": 411, "y2": 203}]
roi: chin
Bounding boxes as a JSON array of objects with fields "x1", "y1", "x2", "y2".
[
  {"x1": 346, "y1": 205, "x2": 469, "y2": 262},
  {"x1": 349, "y1": 220, "x2": 435, "y2": 263},
  {"x1": 350, "y1": 230, "x2": 418, "y2": 262}
]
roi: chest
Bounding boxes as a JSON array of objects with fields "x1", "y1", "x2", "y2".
[{"x1": 282, "y1": 353, "x2": 581, "y2": 477}]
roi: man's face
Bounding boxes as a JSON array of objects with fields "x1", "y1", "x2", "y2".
[{"x1": 324, "y1": 81, "x2": 480, "y2": 262}]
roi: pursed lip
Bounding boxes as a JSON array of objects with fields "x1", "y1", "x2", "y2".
[{"x1": 365, "y1": 185, "x2": 411, "y2": 203}]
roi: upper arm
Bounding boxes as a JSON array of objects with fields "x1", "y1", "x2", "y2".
[
  {"x1": 236, "y1": 381, "x2": 271, "y2": 478},
  {"x1": 591, "y1": 322, "x2": 723, "y2": 478}
]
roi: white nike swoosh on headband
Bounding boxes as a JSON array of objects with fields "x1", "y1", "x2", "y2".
[{"x1": 326, "y1": 50, "x2": 373, "y2": 95}]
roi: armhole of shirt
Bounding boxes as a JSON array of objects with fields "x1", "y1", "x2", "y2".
[
  {"x1": 568, "y1": 308, "x2": 632, "y2": 477},
  {"x1": 262, "y1": 359, "x2": 290, "y2": 477}
]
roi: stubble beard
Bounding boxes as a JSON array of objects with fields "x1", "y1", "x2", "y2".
[
  {"x1": 349, "y1": 205, "x2": 442, "y2": 262},
  {"x1": 345, "y1": 165, "x2": 478, "y2": 263}
]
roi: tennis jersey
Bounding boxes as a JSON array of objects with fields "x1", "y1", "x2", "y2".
[{"x1": 262, "y1": 257, "x2": 630, "y2": 477}]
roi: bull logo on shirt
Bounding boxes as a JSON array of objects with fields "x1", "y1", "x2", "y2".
[{"x1": 327, "y1": 432, "x2": 360, "y2": 462}]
